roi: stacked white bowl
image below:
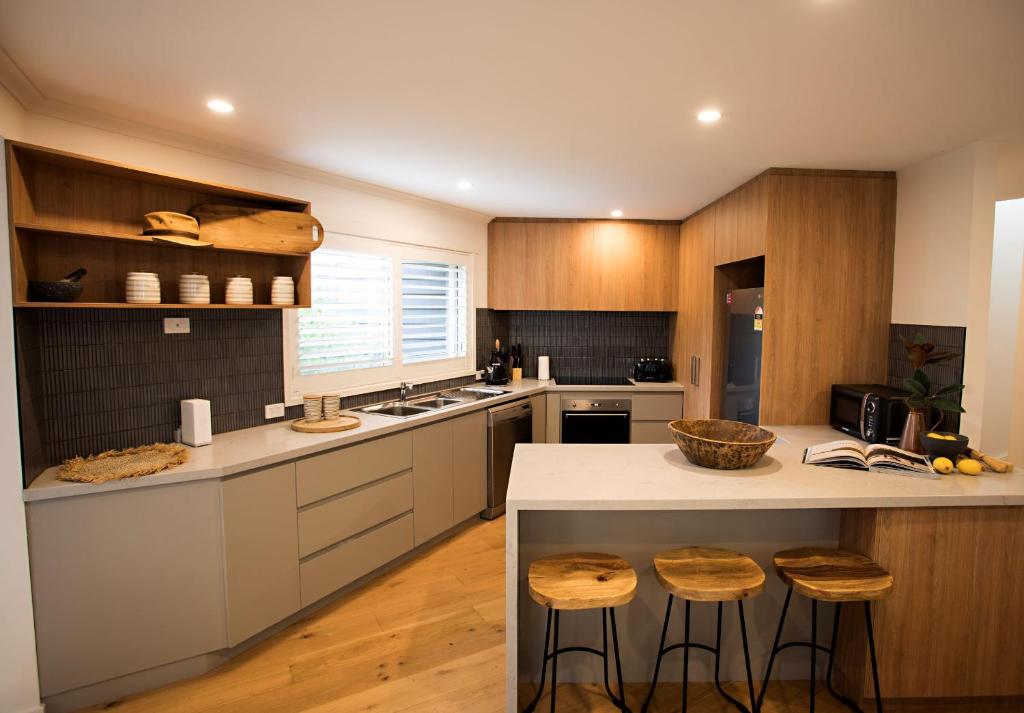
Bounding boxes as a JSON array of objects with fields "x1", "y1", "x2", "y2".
[
  {"x1": 225, "y1": 276, "x2": 254, "y2": 305},
  {"x1": 126, "y1": 272, "x2": 161, "y2": 304},
  {"x1": 271, "y1": 276, "x2": 295, "y2": 305},
  {"x1": 179, "y1": 273, "x2": 211, "y2": 304}
]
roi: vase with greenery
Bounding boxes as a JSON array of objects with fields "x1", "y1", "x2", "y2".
[{"x1": 898, "y1": 334, "x2": 965, "y2": 453}]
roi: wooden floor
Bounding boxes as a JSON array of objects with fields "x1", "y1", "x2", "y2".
[{"x1": 81, "y1": 518, "x2": 995, "y2": 713}]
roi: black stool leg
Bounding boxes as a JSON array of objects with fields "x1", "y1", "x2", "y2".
[
  {"x1": 608, "y1": 607, "x2": 630, "y2": 712},
  {"x1": 757, "y1": 586, "x2": 793, "y2": 708},
  {"x1": 681, "y1": 599, "x2": 691, "y2": 712},
  {"x1": 738, "y1": 600, "x2": 758, "y2": 713},
  {"x1": 810, "y1": 599, "x2": 818, "y2": 712},
  {"x1": 549, "y1": 610, "x2": 560, "y2": 713},
  {"x1": 523, "y1": 608, "x2": 553, "y2": 713},
  {"x1": 865, "y1": 602, "x2": 883, "y2": 713},
  {"x1": 641, "y1": 595, "x2": 673, "y2": 712}
]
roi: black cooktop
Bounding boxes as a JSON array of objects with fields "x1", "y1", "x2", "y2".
[{"x1": 554, "y1": 376, "x2": 633, "y2": 386}]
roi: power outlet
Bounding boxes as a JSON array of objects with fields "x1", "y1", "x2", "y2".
[
  {"x1": 163, "y1": 318, "x2": 190, "y2": 334},
  {"x1": 265, "y1": 403, "x2": 286, "y2": 420}
]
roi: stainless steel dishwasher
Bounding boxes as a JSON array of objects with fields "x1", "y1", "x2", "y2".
[{"x1": 484, "y1": 398, "x2": 532, "y2": 519}]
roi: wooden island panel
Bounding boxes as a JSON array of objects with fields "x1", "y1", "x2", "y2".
[{"x1": 837, "y1": 506, "x2": 1024, "y2": 704}]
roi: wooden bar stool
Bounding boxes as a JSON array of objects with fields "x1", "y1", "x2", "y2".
[
  {"x1": 641, "y1": 547, "x2": 765, "y2": 713},
  {"x1": 523, "y1": 552, "x2": 638, "y2": 713},
  {"x1": 758, "y1": 547, "x2": 894, "y2": 713}
]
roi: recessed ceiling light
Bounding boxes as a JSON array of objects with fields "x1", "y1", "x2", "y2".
[
  {"x1": 697, "y1": 108, "x2": 722, "y2": 124},
  {"x1": 610, "y1": 209, "x2": 624, "y2": 218},
  {"x1": 457, "y1": 179, "x2": 473, "y2": 190},
  {"x1": 206, "y1": 98, "x2": 234, "y2": 114}
]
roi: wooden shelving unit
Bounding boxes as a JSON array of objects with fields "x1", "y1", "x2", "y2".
[{"x1": 5, "y1": 141, "x2": 315, "y2": 308}]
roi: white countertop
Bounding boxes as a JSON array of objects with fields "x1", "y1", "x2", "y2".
[
  {"x1": 25, "y1": 377, "x2": 685, "y2": 502},
  {"x1": 506, "y1": 425, "x2": 1024, "y2": 510}
]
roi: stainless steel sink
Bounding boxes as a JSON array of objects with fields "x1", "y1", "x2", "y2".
[
  {"x1": 441, "y1": 387, "x2": 508, "y2": 401},
  {"x1": 358, "y1": 403, "x2": 432, "y2": 418},
  {"x1": 411, "y1": 397, "x2": 463, "y2": 409}
]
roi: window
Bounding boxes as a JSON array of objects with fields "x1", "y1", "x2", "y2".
[{"x1": 284, "y1": 233, "x2": 474, "y2": 403}]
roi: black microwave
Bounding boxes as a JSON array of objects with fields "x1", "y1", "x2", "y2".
[{"x1": 829, "y1": 384, "x2": 910, "y2": 444}]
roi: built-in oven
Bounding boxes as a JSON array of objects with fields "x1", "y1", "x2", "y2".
[{"x1": 560, "y1": 397, "x2": 631, "y2": 444}]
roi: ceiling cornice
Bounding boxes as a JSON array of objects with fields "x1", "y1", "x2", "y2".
[{"x1": 0, "y1": 47, "x2": 493, "y2": 224}]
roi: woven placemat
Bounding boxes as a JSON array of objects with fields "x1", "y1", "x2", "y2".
[{"x1": 57, "y1": 443, "x2": 189, "y2": 483}]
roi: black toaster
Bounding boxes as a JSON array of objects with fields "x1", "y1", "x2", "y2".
[{"x1": 633, "y1": 357, "x2": 673, "y2": 382}]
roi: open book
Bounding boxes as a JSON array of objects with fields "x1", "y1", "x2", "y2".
[{"x1": 802, "y1": 440, "x2": 937, "y2": 477}]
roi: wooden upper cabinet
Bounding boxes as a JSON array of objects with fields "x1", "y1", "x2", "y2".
[
  {"x1": 488, "y1": 220, "x2": 678, "y2": 310},
  {"x1": 714, "y1": 177, "x2": 767, "y2": 266}
]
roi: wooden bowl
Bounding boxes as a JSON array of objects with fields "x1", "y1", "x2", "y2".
[{"x1": 668, "y1": 419, "x2": 777, "y2": 470}]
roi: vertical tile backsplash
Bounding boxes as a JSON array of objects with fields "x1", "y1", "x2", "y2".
[
  {"x1": 887, "y1": 323, "x2": 967, "y2": 432},
  {"x1": 476, "y1": 308, "x2": 672, "y2": 380},
  {"x1": 16, "y1": 308, "x2": 478, "y2": 484}
]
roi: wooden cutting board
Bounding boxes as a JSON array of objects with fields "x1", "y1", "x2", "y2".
[
  {"x1": 190, "y1": 204, "x2": 324, "y2": 253},
  {"x1": 291, "y1": 415, "x2": 361, "y2": 433}
]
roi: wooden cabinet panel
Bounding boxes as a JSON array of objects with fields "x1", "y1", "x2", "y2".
[
  {"x1": 298, "y1": 472, "x2": 413, "y2": 558},
  {"x1": 760, "y1": 173, "x2": 895, "y2": 424},
  {"x1": 488, "y1": 220, "x2": 678, "y2": 310},
  {"x1": 27, "y1": 481, "x2": 228, "y2": 696},
  {"x1": 223, "y1": 464, "x2": 301, "y2": 646},
  {"x1": 296, "y1": 432, "x2": 412, "y2": 506},
  {"x1": 671, "y1": 210, "x2": 716, "y2": 418},
  {"x1": 299, "y1": 513, "x2": 414, "y2": 608},
  {"x1": 452, "y1": 412, "x2": 487, "y2": 522},
  {"x1": 412, "y1": 421, "x2": 454, "y2": 545},
  {"x1": 714, "y1": 178, "x2": 767, "y2": 266},
  {"x1": 837, "y1": 506, "x2": 1024, "y2": 701}
]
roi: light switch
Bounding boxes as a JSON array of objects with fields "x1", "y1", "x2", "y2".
[
  {"x1": 265, "y1": 403, "x2": 286, "y2": 419},
  {"x1": 163, "y1": 317, "x2": 190, "y2": 334}
]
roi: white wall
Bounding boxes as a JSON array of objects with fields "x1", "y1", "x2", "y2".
[
  {"x1": 983, "y1": 199, "x2": 1024, "y2": 456},
  {"x1": 891, "y1": 142, "x2": 998, "y2": 442},
  {"x1": 0, "y1": 84, "x2": 44, "y2": 713}
]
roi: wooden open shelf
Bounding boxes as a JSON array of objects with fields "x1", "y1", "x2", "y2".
[{"x1": 5, "y1": 141, "x2": 315, "y2": 308}]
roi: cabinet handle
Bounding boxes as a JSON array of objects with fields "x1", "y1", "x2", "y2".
[{"x1": 693, "y1": 356, "x2": 700, "y2": 387}]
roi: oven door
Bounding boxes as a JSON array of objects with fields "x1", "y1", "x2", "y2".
[{"x1": 561, "y1": 411, "x2": 631, "y2": 444}]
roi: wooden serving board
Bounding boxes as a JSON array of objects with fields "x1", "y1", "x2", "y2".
[
  {"x1": 190, "y1": 204, "x2": 324, "y2": 253},
  {"x1": 290, "y1": 415, "x2": 361, "y2": 433}
]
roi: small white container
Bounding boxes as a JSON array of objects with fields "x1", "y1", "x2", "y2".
[
  {"x1": 538, "y1": 356, "x2": 551, "y2": 381},
  {"x1": 179, "y1": 273, "x2": 210, "y2": 305},
  {"x1": 271, "y1": 275, "x2": 295, "y2": 306},
  {"x1": 225, "y1": 276, "x2": 254, "y2": 305},
  {"x1": 126, "y1": 272, "x2": 161, "y2": 304},
  {"x1": 180, "y1": 399, "x2": 212, "y2": 447}
]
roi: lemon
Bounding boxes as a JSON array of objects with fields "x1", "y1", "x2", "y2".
[
  {"x1": 932, "y1": 457, "x2": 954, "y2": 474},
  {"x1": 942, "y1": 435, "x2": 958, "y2": 441},
  {"x1": 926, "y1": 432, "x2": 943, "y2": 438},
  {"x1": 957, "y1": 458, "x2": 983, "y2": 476}
]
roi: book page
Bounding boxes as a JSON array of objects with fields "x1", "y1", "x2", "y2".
[
  {"x1": 864, "y1": 444, "x2": 933, "y2": 473},
  {"x1": 803, "y1": 440, "x2": 868, "y2": 467}
]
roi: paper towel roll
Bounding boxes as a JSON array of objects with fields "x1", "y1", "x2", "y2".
[{"x1": 537, "y1": 356, "x2": 550, "y2": 381}]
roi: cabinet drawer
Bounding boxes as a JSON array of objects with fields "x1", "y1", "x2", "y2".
[
  {"x1": 631, "y1": 421, "x2": 674, "y2": 444},
  {"x1": 299, "y1": 513, "x2": 414, "y2": 608},
  {"x1": 296, "y1": 432, "x2": 412, "y2": 506},
  {"x1": 631, "y1": 393, "x2": 683, "y2": 421},
  {"x1": 298, "y1": 472, "x2": 413, "y2": 558}
]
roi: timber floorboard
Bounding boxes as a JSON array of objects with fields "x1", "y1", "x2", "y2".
[{"x1": 79, "y1": 518, "x2": 1004, "y2": 713}]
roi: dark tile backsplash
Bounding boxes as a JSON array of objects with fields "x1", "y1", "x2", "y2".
[
  {"x1": 887, "y1": 323, "x2": 967, "y2": 432},
  {"x1": 476, "y1": 308, "x2": 672, "y2": 380},
  {"x1": 15, "y1": 308, "x2": 475, "y2": 484}
]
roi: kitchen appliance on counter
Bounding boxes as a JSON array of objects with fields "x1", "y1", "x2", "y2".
[
  {"x1": 560, "y1": 397, "x2": 631, "y2": 443},
  {"x1": 485, "y1": 398, "x2": 533, "y2": 519},
  {"x1": 830, "y1": 384, "x2": 910, "y2": 444},
  {"x1": 633, "y1": 357, "x2": 672, "y2": 382},
  {"x1": 723, "y1": 287, "x2": 764, "y2": 424}
]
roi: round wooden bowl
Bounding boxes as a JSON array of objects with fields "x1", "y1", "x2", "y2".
[{"x1": 668, "y1": 419, "x2": 776, "y2": 470}]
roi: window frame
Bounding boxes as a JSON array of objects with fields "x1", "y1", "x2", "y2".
[{"x1": 283, "y1": 232, "x2": 476, "y2": 405}]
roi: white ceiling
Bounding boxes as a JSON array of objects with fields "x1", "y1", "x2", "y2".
[{"x1": 1, "y1": 0, "x2": 1022, "y2": 219}]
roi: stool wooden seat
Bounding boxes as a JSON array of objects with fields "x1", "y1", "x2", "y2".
[
  {"x1": 773, "y1": 547, "x2": 894, "y2": 601},
  {"x1": 654, "y1": 546, "x2": 765, "y2": 601},
  {"x1": 528, "y1": 552, "x2": 638, "y2": 610}
]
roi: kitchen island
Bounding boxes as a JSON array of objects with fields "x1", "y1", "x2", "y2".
[{"x1": 505, "y1": 426, "x2": 1024, "y2": 711}]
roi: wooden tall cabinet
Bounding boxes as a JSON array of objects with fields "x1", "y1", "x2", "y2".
[
  {"x1": 674, "y1": 210, "x2": 716, "y2": 418},
  {"x1": 673, "y1": 169, "x2": 896, "y2": 424}
]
